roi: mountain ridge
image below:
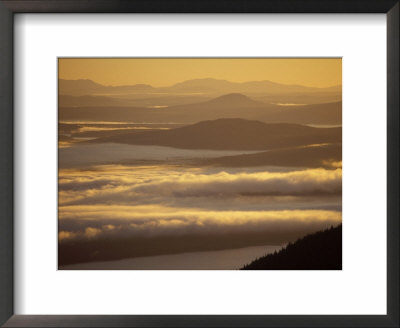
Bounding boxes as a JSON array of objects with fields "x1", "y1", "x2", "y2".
[
  {"x1": 59, "y1": 78, "x2": 342, "y2": 96},
  {"x1": 90, "y1": 118, "x2": 342, "y2": 150},
  {"x1": 59, "y1": 90, "x2": 342, "y2": 125}
]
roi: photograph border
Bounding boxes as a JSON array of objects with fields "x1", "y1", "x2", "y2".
[{"x1": 0, "y1": 1, "x2": 398, "y2": 327}]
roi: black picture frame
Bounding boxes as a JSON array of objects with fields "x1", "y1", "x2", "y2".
[{"x1": 0, "y1": 1, "x2": 398, "y2": 327}]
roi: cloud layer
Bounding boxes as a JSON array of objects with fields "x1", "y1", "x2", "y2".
[
  {"x1": 59, "y1": 165, "x2": 342, "y2": 243},
  {"x1": 59, "y1": 166, "x2": 342, "y2": 206},
  {"x1": 59, "y1": 205, "x2": 341, "y2": 241}
]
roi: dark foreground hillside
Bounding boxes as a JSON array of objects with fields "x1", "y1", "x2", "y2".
[{"x1": 241, "y1": 225, "x2": 342, "y2": 270}]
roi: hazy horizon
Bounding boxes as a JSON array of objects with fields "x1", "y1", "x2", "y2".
[
  {"x1": 59, "y1": 58, "x2": 342, "y2": 88},
  {"x1": 58, "y1": 76, "x2": 342, "y2": 89}
]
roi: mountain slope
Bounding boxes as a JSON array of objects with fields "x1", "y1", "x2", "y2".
[
  {"x1": 91, "y1": 118, "x2": 342, "y2": 150},
  {"x1": 241, "y1": 225, "x2": 342, "y2": 270}
]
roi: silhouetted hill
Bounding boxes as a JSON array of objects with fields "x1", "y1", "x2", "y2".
[
  {"x1": 241, "y1": 225, "x2": 342, "y2": 270},
  {"x1": 161, "y1": 92, "x2": 262, "y2": 110},
  {"x1": 204, "y1": 143, "x2": 342, "y2": 168},
  {"x1": 204, "y1": 93, "x2": 263, "y2": 108},
  {"x1": 91, "y1": 118, "x2": 341, "y2": 150}
]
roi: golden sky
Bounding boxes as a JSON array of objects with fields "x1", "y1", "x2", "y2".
[{"x1": 58, "y1": 58, "x2": 341, "y2": 88}]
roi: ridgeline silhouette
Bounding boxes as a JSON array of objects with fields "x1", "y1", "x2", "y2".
[
  {"x1": 89, "y1": 118, "x2": 341, "y2": 151},
  {"x1": 59, "y1": 79, "x2": 342, "y2": 126},
  {"x1": 241, "y1": 225, "x2": 342, "y2": 270},
  {"x1": 59, "y1": 78, "x2": 341, "y2": 96}
]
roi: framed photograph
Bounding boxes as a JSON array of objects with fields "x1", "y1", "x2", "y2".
[{"x1": 0, "y1": 1, "x2": 398, "y2": 327}]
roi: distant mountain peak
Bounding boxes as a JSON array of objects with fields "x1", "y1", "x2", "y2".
[
  {"x1": 213, "y1": 93, "x2": 251, "y2": 100},
  {"x1": 206, "y1": 93, "x2": 262, "y2": 107}
]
